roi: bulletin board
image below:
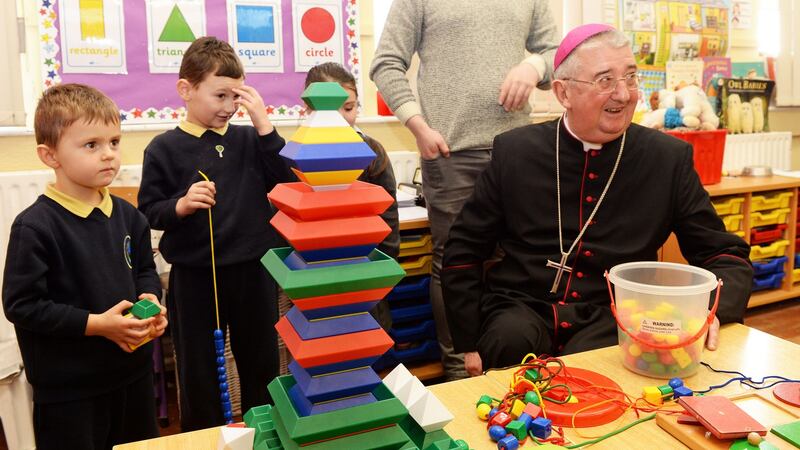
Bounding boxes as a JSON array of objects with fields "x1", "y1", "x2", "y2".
[{"x1": 37, "y1": 0, "x2": 362, "y2": 125}]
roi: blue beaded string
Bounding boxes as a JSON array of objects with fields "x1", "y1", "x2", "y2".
[
  {"x1": 696, "y1": 361, "x2": 800, "y2": 394},
  {"x1": 199, "y1": 171, "x2": 233, "y2": 424}
]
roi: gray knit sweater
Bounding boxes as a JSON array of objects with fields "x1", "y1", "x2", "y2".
[{"x1": 370, "y1": 0, "x2": 558, "y2": 153}]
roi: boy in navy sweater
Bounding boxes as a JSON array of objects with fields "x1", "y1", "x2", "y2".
[
  {"x1": 2, "y1": 83, "x2": 167, "y2": 450},
  {"x1": 138, "y1": 37, "x2": 294, "y2": 430}
]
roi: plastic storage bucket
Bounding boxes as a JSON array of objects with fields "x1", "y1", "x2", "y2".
[{"x1": 606, "y1": 262, "x2": 720, "y2": 379}]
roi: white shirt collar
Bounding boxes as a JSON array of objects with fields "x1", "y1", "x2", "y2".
[{"x1": 563, "y1": 114, "x2": 603, "y2": 152}]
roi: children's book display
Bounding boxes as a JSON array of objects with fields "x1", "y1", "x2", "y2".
[
  {"x1": 717, "y1": 77, "x2": 775, "y2": 134},
  {"x1": 217, "y1": 82, "x2": 470, "y2": 450}
]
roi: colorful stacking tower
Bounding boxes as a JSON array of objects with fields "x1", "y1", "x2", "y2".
[{"x1": 251, "y1": 82, "x2": 468, "y2": 450}]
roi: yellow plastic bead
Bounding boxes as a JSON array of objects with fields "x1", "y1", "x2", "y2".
[
  {"x1": 567, "y1": 395, "x2": 579, "y2": 403},
  {"x1": 656, "y1": 302, "x2": 675, "y2": 314},
  {"x1": 510, "y1": 399, "x2": 526, "y2": 418},
  {"x1": 628, "y1": 343, "x2": 642, "y2": 357},
  {"x1": 643, "y1": 386, "x2": 663, "y2": 405},
  {"x1": 670, "y1": 347, "x2": 692, "y2": 369},
  {"x1": 477, "y1": 403, "x2": 492, "y2": 420}
]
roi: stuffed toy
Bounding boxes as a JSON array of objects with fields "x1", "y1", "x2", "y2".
[
  {"x1": 751, "y1": 97, "x2": 765, "y2": 132},
  {"x1": 726, "y1": 94, "x2": 742, "y2": 133},
  {"x1": 741, "y1": 101, "x2": 754, "y2": 133},
  {"x1": 640, "y1": 89, "x2": 678, "y2": 129},
  {"x1": 674, "y1": 84, "x2": 720, "y2": 131}
]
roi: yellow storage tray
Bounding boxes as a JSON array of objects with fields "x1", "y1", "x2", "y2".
[
  {"x1": 400, "y1": 254, "x2": 433, "y2": 277},
  {"x1": 399, "y1": 234, "x2": 433, "y2": 258},
  {"x1": 793, "y1": 268, "x2": 800, "y2": 283},
  {"x1": 750, "y1": 239, "x2": 790, "y2": 261},
  {"x1": 734, "y1": 230, "x2": 745, "y2": 238},
  {"x1": 722, "y1": 214, "x2": 744, "y2": 232},
  {"x1": 712, "y1": 196, "x2": 745, "y2": 216},
  {"x1": 750, "y1": 208, "x2": 791, "y2": 228},
  {"x1": 751, "y1": 191, "x2": 794, "y2": 212}
]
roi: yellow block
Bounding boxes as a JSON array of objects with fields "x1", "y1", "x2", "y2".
[
  {"x1": 510, "y1": 399, "x2": 526, "y2": 418},
  {"x1": 643, "y1": 386, "x2": 663, "y2": 405},
  {"x1": 123, "y1": 312, "x2": 154, "y2": 351},
  {"x1": 292, "y1": 167, "x2": 363, "y2": 186},
  {"x1": 79, "y1": 0, "x2": 106, "y2": 40},
  {"x1": 290, "y1": 126, "x2": 362, "y2": 144}
]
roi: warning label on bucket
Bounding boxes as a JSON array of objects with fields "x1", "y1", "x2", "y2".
[{"x1": 640, "y1": 318, "x2": 682, "y2": 335}]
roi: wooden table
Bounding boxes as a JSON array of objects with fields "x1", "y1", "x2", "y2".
[{"x1": 115, "y1": 324, "x2": 800, "y2": 450}]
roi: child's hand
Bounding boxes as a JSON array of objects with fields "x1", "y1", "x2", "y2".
[
  {"x1": 139, "y1": 293, "x2": 168, "y2": 338},
  {"x1": 176, "y1": 181, "x2": 216, "y2": 218},
  {"x1": 233, "y1": 85, "x2": 274, "y2": 136},
  {"x1": 85, "y1": 300, "x2": 155, "y2": 353}
]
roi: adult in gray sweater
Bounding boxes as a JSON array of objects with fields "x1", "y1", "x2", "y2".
[{"x1": 370, "y1": 0, "x2": 558, "y2": 379}]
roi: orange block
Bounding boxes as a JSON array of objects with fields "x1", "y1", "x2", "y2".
[
  {"x1": 291, "y1": 287, "x2": 393, "y2": 309},
  {"x1": 268, "y1": 181, "x2": 393, "y2": 221},
  {"x1": 270, "y1": 211, "x2": 391, "y2": 251},
  {"x1": 276, "y1": 316, "x2": 393, "y2": 368}
]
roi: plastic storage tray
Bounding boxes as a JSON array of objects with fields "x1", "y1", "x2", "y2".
[
  {"x1": 399, "y1": 254, "x2": 433, "y2": 277},
  {"x1": 750, "y1": 191, "x2": 794, "y2": 212},
  {"x1": 398, "y1": 234, "x2": 433, "y2": 258},
  {"x1": 386, "y1": 276, "x2": 430, "y2": 301},
  {"x1": 751, "y1": 256, "x2": 787, "y2": 277},
  {"x1": 750, "y1": 208, "x2": 791, "y2": 228},
  {"x1": 388, "y1": 319, "x2": 437, "y2": 344},
  {"x1": 750, "y1": 224, "x2": 788, "y2": 245},
  {"x1": 751, "y1": 272, "x2": 784, "y2": 292},
  {"x1": 712, "y1": 196, "x2": 745, "y2": 216},
  {"x1": 722, "y1": 214, "x2": 744, "y2": 232},
  {"x1": 750, "y1": 240, "x2": 790, "y2": 261}
]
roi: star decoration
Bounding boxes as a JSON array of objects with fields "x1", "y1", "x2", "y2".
[
  {"x1": 147, "y1": 110, "x2": 157, "y2": 118},
  {"x1": 348, "y1": 30, "x2": 355, "y2": 38},
  {"x1": 171, "y1": 111, "x2": 179, "y2": 119},
  {"x1": 43, "y1": 19, "x2": 52, "y2": 28},
  {"x1": 351, "y1": 42, "x2": 358, "y2": 49},
  {"x1": 44, "y1": 58, "x2": 54, "y2": 66},
  {"x1": 41, "y1": 34, "x2": 51, "y2": 43},
  {"x1": 160, "y1": 113, "x2": 166, "y2": 119},
  {"x1": 237, "y1": 111, "x2": 245, "y2": 117},
  {"x1": 277, "y1": 107, "x2": 286, "y2": 114},
  {"x1": 353, "y1": 57, "x2": 359, "y2": 65},
  {"x1": 349, "y1": 18, "x2": 355, "y2": 26},
  {"x1": 49, "y1": 11, "x2": 56, "y2": 20},
  {"x1": 42, "y1": 0, "x2": 51, "y2": 7},
  {"x1": 44, "y1": 43, "x2": 55, "y2": 53},
  {"x1": 120, "y1": 112, "x2": 127, "y2": 121},
  {"x1": 47, "y1": 70, "x2": 56, "y2": 78},
  {"x1": 133, "y1": 109, "x2": 142, "y2": 118},
  {"x1": 39, "y1": 8, "x2": 46, "y2": 15},
  {"x1": 298, "y1": 109, "x2": 306, "y2": 117},
  {"x1": 44, "y1": 79, "x2": 52, "y2": 87},
  {"x1": 266, "y1": 106, "x2": 275, "y2": 114},
  {"x1": 350, "y1": 0, "x2": 356, "y2": 5}
]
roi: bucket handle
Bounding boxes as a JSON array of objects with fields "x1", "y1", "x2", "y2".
[{"x1": 604, "y1": 271, "x2": 721, "y2": 351}]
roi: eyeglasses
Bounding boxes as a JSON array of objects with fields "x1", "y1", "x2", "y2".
[{"x1": 562, "y1": 73, "x2": 640, "y2": 94}]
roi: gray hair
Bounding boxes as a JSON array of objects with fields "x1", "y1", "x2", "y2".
[{"x1": 554, "y1": 29, "x2": 630, "y2": 79}]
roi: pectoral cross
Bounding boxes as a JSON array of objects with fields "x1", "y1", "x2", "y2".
[
  {"x1": 546, "y1": 253, "x2": 572, "y2": 294},
  {"x1": 215, "y1": 144, "x2": 225, "y2": 158}
]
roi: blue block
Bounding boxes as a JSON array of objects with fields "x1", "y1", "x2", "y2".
[
  {"x1": 280, "y1": 141, "x2": 376, "y2": 172},
  {"x1": 288, "y1": 360, "x2": 381, "y2": 403},
  {"x1": 497, "y1": 435, "x2": 519, "y2": 450},
  {"x1": 673, "y1": 386, "x2": 694, "y2": 399},
  {"x1": 297, "y1": 245, "x2": 378, "y2": 262},
  {"x1": 299, "y1": 301, "x2": 380, "y2": 320},
  {"x1": 288, "y1": 383, "x2": 377, "y2": 416},
  {"x1": 304, "y1": 355, "x2": 383, "y2": 376},
  {"x1": 283, "y1": 251, "x2": 371, "y2": 271},
  {"x1": 286, "y1": 306, "x2": 380, "y2": 339},
  {"x1": 517, "y1": 412, "x2": 533, "y2": 430},
  {"x1": 530, "y1": 417, "x2": 552, "y2": 439}
]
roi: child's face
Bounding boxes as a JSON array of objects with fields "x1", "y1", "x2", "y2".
[
  {"x1": 42, "y1": 119, "x2": 121, "y2": 196},
  {"x1": 182, "y1": 74, "x2": 244, "y2": 129},
  {"x1": 340, "y1": 87, "x2": 358, "y2": 127}
]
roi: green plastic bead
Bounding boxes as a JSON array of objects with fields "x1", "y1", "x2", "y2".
[
  {"x1": 476, "y1": 394, "x2": 493, "y2": 407},
  {"x1": 524, "y1": 391, "x2": 541, "y2": 405},
  {"x1": 641, "y1": 352, "x2": 658, "y2": 363},
  {"x1": 657, "y1": 385, "x2": 673, "y2": 396},
  {"x1": 524, "y1": 369, "x2": 540, "y2": 382},
  {"x1": 649, "y1": 362, "x2": 666, "y2": 375}
]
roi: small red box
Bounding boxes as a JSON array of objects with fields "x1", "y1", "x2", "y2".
[
  {"x1": 376, "y1": 91, "x2": 394, "y2": 117},
  {"x1": 666, "y1": 129, "x2": 726, "y2": 185}
]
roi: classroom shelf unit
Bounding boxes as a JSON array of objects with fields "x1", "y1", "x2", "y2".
[{"x1": 660, "y1": 175, "x2": 800, "y2": 308}]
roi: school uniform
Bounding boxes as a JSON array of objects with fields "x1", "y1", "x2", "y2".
[
  {"x1": 2, "y1": 186, "x2": 161, "y2": 449},
  {"x1": 138, "y1": 121, "x2": 293, "y2": 431}
]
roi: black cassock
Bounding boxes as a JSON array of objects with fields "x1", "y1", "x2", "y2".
[{"x1": 442, "y1": 119, "x2": 753, "y2": 368}]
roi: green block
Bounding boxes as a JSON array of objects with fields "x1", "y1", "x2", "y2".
[
  {"x1": 657, "y1": 385, "x2": 673, "y2": 396},
  {"x1": 506, "y1": 420, "x2": 527, "y2": 440},
  {"x1": 476, "y1": 395, "x2": 492, "y2": 407},
  {"x1": 262, "y1": 247, "x2": 406, "y2": 299},
  {"x1": 398, "y1": 414, "x2": 451, "y2": 449},
  {"x1": 524, "y1": 369, "x2": 540, "y2": 382},
  {"x1": 424, "y1": 440, "x2": 454, "y2": 450},
  {"x1": 131, "y1": 299, "x2": 160, "y2": 319},
  {"x1": 245, "y1": 404, "x2": 275, "y2": 444},
  {"x1": 453, "y1": 439, "x2": 469, "y2": 450},
  {"x1": 301, "y1": 82, "x2": 349, "y2": 110},
  {"x1": 773, "y1": 420, "x2": 800, "y2": 448},
  {"x1": 268, "y1": 375, "x2": 408, "y2": 445},
  {"x1": 270, "y1": 406, "x2": 415, "y2": 450}
]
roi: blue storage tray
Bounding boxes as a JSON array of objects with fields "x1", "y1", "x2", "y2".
[
  {"x1": 795, "y1": 253, "x2": 800, "y2": 267},
  {"x1": 372, "y1": 339, "x2": 440, "y2": 371},
  {"x1": 389, "y1": 303, "x2": 433, "y2": 324},
  {"x1": 751, "y1": 271, "x2": 784, "y2": 292},
  {"x1": 752, "y1": 256, "x2": 788, "y2": 277},
  {"x1": 386, "y1": 276, "x2": 431, "y2": 302},
  {"x1": 388, "y1": 319, "x2": 437, "y2": 344}
]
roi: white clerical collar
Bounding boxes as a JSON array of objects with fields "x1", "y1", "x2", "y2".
[{"x1": 563, "y1": 114, "x2": 603, "y2": 152}]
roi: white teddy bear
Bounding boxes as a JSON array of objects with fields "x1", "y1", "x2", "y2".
[{"x1": 674, "y1": 84, "x2": 720, "y2": 131}]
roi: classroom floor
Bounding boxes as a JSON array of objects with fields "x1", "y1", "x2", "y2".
[{"x1": 1, "y1": 297, "x2": 799, "y2": 448}]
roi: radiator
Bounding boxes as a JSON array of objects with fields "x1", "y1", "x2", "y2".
[
  {"x1": 387, "y1": 150, "x2": 420, "y2": 185},
  {"x1": 722, "y1": 131, "x2": 793, "y2": 173}
]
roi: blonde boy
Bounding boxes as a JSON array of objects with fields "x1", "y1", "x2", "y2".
[{"x1": 2, "y1": 83, "x2": 167, "y2": 449}]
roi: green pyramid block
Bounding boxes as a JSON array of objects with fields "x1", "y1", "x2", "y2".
[
  {"x1": 301, "y1": 82, "x2": 349, "y2": 110},
  {"x1": 159, "y1": 4, "x2": 196, "y2": 42},
  {"x1": 131, "y1": 299, "x2": 160, "y2": 319}
]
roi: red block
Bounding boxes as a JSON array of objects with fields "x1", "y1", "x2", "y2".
[
  {"x1": 291, "y1": 287, "x2": 393, "y2": 309},
  {"x1": 269, "y1": 181, "x2": 394, "y2": 221},
  {"x1": 271, "y1": 211, "x2": 391, "y2": 251}
]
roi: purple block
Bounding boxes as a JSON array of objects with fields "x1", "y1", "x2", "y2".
[
  {"x1": 289, "y1": 360, "x2": 381, "y2": 403},
  {"x1": 286, "y1": 306, "x2": 380, "y2": 339}
]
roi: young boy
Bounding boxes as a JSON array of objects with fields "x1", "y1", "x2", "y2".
[
  {"x1": 2, "y1": 83, "x2": 168, "y2": 450},
  {"x1": 138, "y1": 37, "x2": 293, "y2": 431}
]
